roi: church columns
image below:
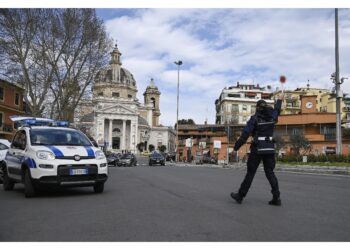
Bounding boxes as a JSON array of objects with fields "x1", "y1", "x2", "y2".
[
  {"x1": 121, "y1": 119, "x2": 126, "y2": 150},
  {"x1": 130, "y1": 120, "x2": 136, "y2": 152},
  {"x1": 109, "y1": 119, "x2": 113, "y2": 149}
]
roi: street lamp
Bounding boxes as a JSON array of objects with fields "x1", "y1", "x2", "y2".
[
  {"x1": 174, "y1": 60, "x2": 182, "y2": 162},
  {"x1": 333, "y1": 8, "x2": 346, "y2": 155}
]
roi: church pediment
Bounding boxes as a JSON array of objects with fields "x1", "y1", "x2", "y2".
[{"x1": 99, "y1": 104, "x2": 137, "y2": 115}]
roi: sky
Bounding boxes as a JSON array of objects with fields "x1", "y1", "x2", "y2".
[{"x1": 95, "y1": 8, "x2": 350, "y2": 127}]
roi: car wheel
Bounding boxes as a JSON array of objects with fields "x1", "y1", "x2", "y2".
[
  {"x1": 24, "y1": 168, "x2": 36, "y2": 198},
  {"x1": 94, "y1": 182, "x2": 104, "y2": 193},
  {"x1": 114, "y1": 161, "x2": 117, "y2": 167},
  {"x1": 3, "y1": 166, "x2": 15, "y2": 191}
]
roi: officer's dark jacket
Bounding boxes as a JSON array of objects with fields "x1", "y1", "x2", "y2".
[{"x1": 234, "y1": 99, "x2": 282, "y2": 151}]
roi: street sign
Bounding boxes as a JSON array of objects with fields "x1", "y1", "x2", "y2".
[
  {"x1": 185, "y1": 138, "x2": 192, "y2": 148},
  {"x1": 214, "y1": 140, "x2": 221, "y2": 149},
  {"x1": 199, "y1": 141, "x2": 206, "y2": 148}
]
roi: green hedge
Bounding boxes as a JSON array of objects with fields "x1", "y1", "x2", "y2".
[{"x1": 278, "y1": 154, "x2": 350, "y2": 163}]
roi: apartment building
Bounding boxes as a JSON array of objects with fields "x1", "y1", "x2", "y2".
[
  {"x1": 215, "y1": 82, "x2": 273, "y2": 125},
  {"x1": 272, "y1": 84, "x2": 350, "y2": 123}
]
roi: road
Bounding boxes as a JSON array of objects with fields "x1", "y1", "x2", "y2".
[{"x1": 0, "y1": 157, "x2": 349, "y2": 241}]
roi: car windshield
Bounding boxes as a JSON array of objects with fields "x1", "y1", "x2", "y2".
[
  {"x1": 152, "y1": 153, "x2": 162, "y2": 157},
  {"x1": 30, "y1": 129, "x2": 92, "y2": 146},
  {"x1": 121, "y1": 154, "x2": 132, "y2": 159}
]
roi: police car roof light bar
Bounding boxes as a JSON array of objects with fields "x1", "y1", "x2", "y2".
[{"x1": 10, "y1": 116, "x2": 69, "y2": 128}]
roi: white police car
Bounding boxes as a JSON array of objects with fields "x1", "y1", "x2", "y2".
[{"x1": 2, "y1": 117, "x2": 108, "y2": 197}]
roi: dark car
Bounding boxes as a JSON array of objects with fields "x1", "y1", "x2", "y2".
[
  {"x1": 149, "y1": 152, "x2": 165, "y2": 166},
  {"x1": 203, "y1": 155, "x2": 217, "y2": 164},
  {"x1": 118, "y1": 153, "x2": 137, "y2": 167},
  {"x1": 106, "y1": 153, "x2": 121, "y2": 167}
]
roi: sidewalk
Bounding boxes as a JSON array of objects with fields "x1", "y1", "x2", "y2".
[{"x1": 168, "y1": 161, "x2": 350, "y2": 176}]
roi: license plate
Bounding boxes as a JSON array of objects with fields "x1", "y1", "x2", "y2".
[{"x1": 70, "y1": 169, "x2": 88, "y2": 175}]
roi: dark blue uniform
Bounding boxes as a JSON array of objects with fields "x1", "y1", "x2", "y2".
[{"x1": 233, "y1": 99, "x2": 282, "y2": 203}]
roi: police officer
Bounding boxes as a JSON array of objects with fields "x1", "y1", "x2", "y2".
[{"x1": 230, "y1": 95, "x2": 283, "y2": 206}]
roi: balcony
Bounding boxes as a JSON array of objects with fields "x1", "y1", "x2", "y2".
[{"x1": 324, "y1": 134, "x2": 336, "y2": 141}]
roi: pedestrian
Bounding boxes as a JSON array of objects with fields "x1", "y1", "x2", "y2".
[{"x1": 230, "y1": 94, "x2": 284, "y2": 206}]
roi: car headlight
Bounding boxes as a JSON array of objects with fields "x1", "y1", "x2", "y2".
[
  {"x1": 36, "y1": 151, "x2": 55, "y2": 160},
  {"x1": 95, "y1": 150, "x2": 106, "y2": 160}
]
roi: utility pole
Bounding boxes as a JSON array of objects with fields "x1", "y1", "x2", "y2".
[
  {"x1": 174, "y1": 60, "x2": 182, "y2": 162},
  {"x1": 226, "y1": 124, "x2": 230, "y2": 165},
  {"x1": 335, "y1": 8, "x2": 342, "y2": 155}
]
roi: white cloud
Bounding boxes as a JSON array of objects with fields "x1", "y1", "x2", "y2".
[{"x1": 103, "y1": 8, "x2": 350, "y2": 125}]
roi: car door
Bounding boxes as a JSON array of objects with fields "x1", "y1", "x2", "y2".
[{"x1": 6, "y1": 130, "x2": 27, "y2": 180}]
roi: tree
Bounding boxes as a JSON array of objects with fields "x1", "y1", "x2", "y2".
[
  {"x1": 288, "y1": 131, "x2": 312, "y2": 156},
  {"x1": 175, "y1": 119, "x2": 196, "y2": 129},
  {"x1": 158, "y1": 145, "x2": 166, "y2": 153},
  {"x1": 273, "y1": 133, "x2": 286, "y2": 156},
  {"x1": 0, "y1": 9, "x2": 112, "y2": 120},
  {"x1": 148, "y1": 144, "x2": 155, "y2": 152}
]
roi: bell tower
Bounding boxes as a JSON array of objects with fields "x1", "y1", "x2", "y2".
[
  {"x1": 143, "y1": 78, "x2": 161, "y2": 126},
  {"x1": 109, "y1": 42, "x2": 122, "y2": 83}
]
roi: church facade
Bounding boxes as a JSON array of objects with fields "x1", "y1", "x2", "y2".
[{"x1": 78, "y1": 44, "x2": 175, "y2": 153}]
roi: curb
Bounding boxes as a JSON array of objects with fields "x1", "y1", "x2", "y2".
[{"x1": 167, "y1": 162, "x2": 350, "y2": 176}]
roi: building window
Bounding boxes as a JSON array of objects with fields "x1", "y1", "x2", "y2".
[
  {"x1": 128, "y1": 94, "x2": 132, "y2": 99},
  {"x1": 0, "y1": 112, "x2": 3, "y2": 127},
  {"x1": 112, "y1": 92, "x2": 119, "y2": 98},
  {"x1": 292, "y1": 128, "x2": 301, "y2": 135},
  {"x1": 242, "y1": 104, "x2": 247, "y2": 112},
  {"x1": 251, "y1": 105, "x2": 256, "y2": 114},
  {"x1": 15, "y1": 92, "x2": 20, "y2": 106},
  {"x1": 242, "y1": 116, "x2": 247, "y2": 122},
  {"x1": 0, "y1": 87, "x2": 3, "y2": 101},
  {"x1": 231, "y1": 104, "x2": 239, "y2": 113},
  {"x1": 98, "y1": 92, "x2": 103, "y2": 96}
]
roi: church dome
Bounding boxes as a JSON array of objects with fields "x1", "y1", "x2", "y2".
[
  {"x1": 94, "y1": 66, "x2": 136, "y2": 87},
  {"x1": 94, "y1": 43, "x2": 136, "y2": 88}
]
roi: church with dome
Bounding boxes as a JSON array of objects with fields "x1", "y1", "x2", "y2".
[{"x1": 77, "y1": 44, "x2": 175, "y2": 153}]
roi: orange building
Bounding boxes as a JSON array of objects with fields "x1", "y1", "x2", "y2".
[
  {"x1": 275, "y1": 95, "x2": 350, "y2": 155},
  {"x1": 177, "y1": 95, "x2": 350, "y2": 163},
  {"x1": 0, "y1": 79, "x2": 26, "y2": 140},
  {"x1": 177, "y1": 124, "x2": 245, "y2": 163}
]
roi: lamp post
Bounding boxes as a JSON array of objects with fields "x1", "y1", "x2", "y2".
[
  {"x1": 174, "y1": 60, "x2": 182, "y2": 162},
  {"x1": 334, "y1": 8, "x2": 343, "y2": 155}
]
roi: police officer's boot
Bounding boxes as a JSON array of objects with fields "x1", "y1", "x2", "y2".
[
  {"x1": 230, "y1": 192, "x2": 243, "y2": 204},
  {"x1": 268, "y1": 196, "x2": 281, "y2": 206}
]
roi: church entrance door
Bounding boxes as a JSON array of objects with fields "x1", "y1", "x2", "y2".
[{"x1": 112, "y1": 137, "x2": 120, "y2": 149}]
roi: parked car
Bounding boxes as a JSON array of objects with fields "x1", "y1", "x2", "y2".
[
  {"x1": 0, "y1": 139, "x2": 11, "y2": 184},
  {"x1": 118, "y1": 153, "x2": 137, "y2": 167},
  {"x1": 106, "y1": 153, "x2": 121, "y2": 167},
  {"x1": 203, "y1": 155, "x2": 217, "y2": 164},
  {"x1": 149, "y1": 151, "x2": 165, "y2": 166}
]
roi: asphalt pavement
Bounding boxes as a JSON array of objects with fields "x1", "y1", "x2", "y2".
[{"x1": 0, "y1": 158, "x2": 349, "y2": 241}]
